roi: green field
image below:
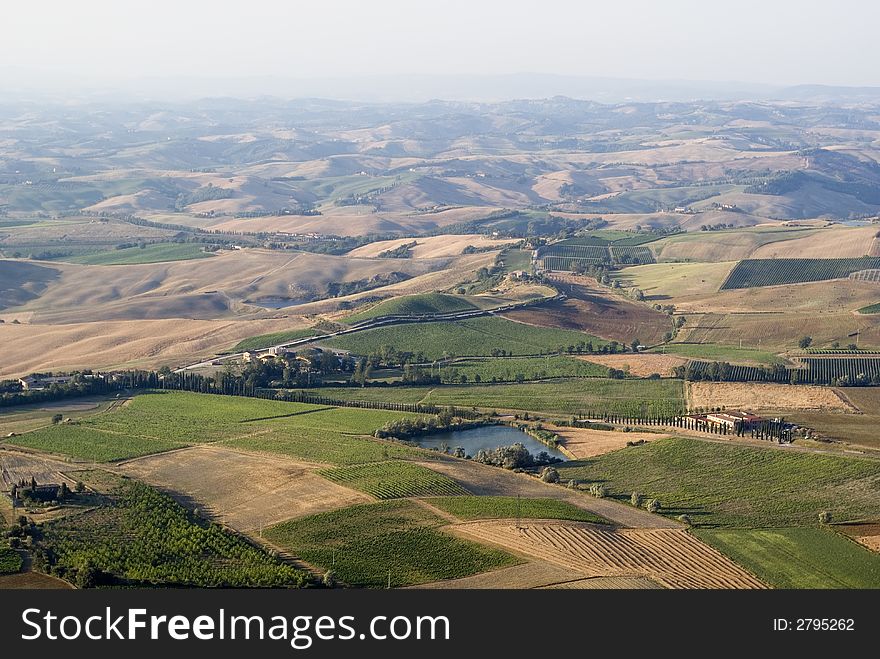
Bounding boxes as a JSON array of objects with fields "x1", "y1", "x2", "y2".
[
  {"x1": 264, "y1": 500, "x2": 518, "y2": 587},
  {"x1": 427, "y1": 496, "x2": 609, "y2": 523},
  {"x1": 325, "y1": 316, "x2": 607, "y2": 359},
  {"x1": 306, "y1": 378, "x2": 686, "y2": 416},
  {"x1": 5, "y1": 391, "x2": 427, "y2": 463},
  {"x1": 440, "y1": 355, "x2": 608, "y2": 383},
  {"x1": 320, "y1": 461, "x2": 469, "y2": 498},
  {"x1": 654, "y1": 343, "x2": 784, "y2": 365},
  {"x1": 39, "y1": 480, "x2": 306, "y2": 587},
  {"x1": 556, "y1": 437, "x2": 880, "y2": 527},
  {"x1": 497, "y1": 249, "x2": 532, "y2": 271},
  {"x1": 858, "y1": 302, "x2": 880, "y2": 314},
  {"x1": 344, "y1": 293, "x2": 484, "y2": 324},
  {"x1": 695, "y1": 528, "x2": 880, "y2": 588},
  {"x1": 65, "y1": 243, "x2": 215, "y2": 265},
  {"x1": 232, "y1": 327, "x2": 323, "y2": 352},
  {"x1": 722, "y1": 257, "x2": 880, "y2": 290},
  {"x1": 0, "y1": 546, "x2": 23, "y2": 575}
]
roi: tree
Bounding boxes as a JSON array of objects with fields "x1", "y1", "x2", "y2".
[
  {"x1": 646, "y1": 499, "x2": 661, "y2": 513},
  {"x1": 630, "y1": 492, "x2": 642, "y2": 507},
  {"x1": 678, "y1": 514, "x2": 692, "y2": 525},
  {"x1": 819, "y1": 511, "x2": 832, "y2": 525},
  {"x1": 75, "y1": 481, "x2": 85, "y2": 493},
  {"x1": 51, "y1": 413, "x2": 63, "y2": 424},
  {"x1": 631, "y1": 339, "x2": 641, "y2": 353},
  {"x1": 540, "y1": 467, "x2": 560, "y2": 483},
  {"x1": 323, "y1": 570, "x2": 337, "y2": 587},
  {"x1": 798, "y1": 336, "x2": 813, "y2": 349}
]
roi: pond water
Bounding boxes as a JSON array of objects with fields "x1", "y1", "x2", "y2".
[{"x1": 415, "y1": 425, "x2": 567, "y2": 461}]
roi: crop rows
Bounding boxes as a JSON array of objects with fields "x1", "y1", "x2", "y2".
[
  {"x1": 721, "y1": 257, "x2": 880, "y2": 289},
  {"x1": 319, "y1": 461, "x2": 469, "y2": 499},
  {"x1": 541, "y1": 256, "x2": 605, "y2": 271},
  {"x1": 610, "y1": 246, "x2": 655, "y2": 264},
  {"x1": 800, "y1": 357, "x2": 880, "y2": 385},
  {"x1": 849, "y1": 269, "x2": 880, "y2": 283},
  {"x1": 541, "y1": 244, "x2": 610, "y2": 260},
  {"x1": 685, "y1": 357, "x2": 880, "y2": 385}
]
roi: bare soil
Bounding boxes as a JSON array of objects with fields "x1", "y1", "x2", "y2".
[
  {"x1": 577, "y1": 353, "x2": 686, "y2": 377},
  {"x1": 687, "y1": 381, "x2": 854, "y2": 412}
]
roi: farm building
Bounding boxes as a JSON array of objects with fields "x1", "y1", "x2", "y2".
[
  {"x1": 18, "y1": 375, "x2": 75, "y2": 391},
  {"x1": 705, "y1": 411, "x2": 764, "y2": 429}
]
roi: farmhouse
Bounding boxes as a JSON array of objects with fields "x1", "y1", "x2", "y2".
[
  {"x1": 18, "y1": 375, "x2": 75, "y2": 391},
  {"x1": 705, "y1": 411, "x2": 764, "y2": 429}
]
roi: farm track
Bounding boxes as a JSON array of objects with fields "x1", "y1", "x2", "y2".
[
  {"x1": 412, "y1": 456, "x2": 682, "y2": 529},
  {"x1": 450, "y1": 520, "x2": 767, "y2": 589}
]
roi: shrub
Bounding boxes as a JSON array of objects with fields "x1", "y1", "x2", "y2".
[
  {"x1": 589, "y1": 483, "x2": 608, "y2": 498},
  {"x1": 819, "y1": 511, "x2": 833, "y2": 525},
  {"x1": 566, "y1": 479, "x2": 578, "y2": 489},
  {"x1": 630, "y1": 492, "x2": 642, "y2": 507},
  {"x1": 540, "y1": 467, "x2": 560, "y2": 483},
  {"x1": 678, "y1": 514, "x2": 692, "y2": 525},
  {"x1": 323, "y1": 570, "x2": 337, "y2": 587},
  {"x1": 51, "y1": 414, "x2": 63, "y2": 424},
  {"x1": 646, "y1": 499, "x2": 661, "y2": 513}
]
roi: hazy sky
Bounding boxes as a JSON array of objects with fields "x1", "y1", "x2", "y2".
[{"x1": 4, "y1": 0, "x2": 879, "y2": 96}]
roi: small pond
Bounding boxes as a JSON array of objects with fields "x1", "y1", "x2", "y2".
[{"x1": 414, "y1": 425, "x2": 567, "y2": 461}]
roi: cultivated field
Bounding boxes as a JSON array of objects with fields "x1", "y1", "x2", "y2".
[
  {"x1": 577, "y1": 353, "x2": 686, "y2": 377},
  {"x1": 557, "y1": 437, "x2": 880, "y2": 527},
  {"x1": 425, "y1": 496, "x2": 609, "y2": 523},
  {"x1": 554, "y1": 427, "x2": 670, "y2": 459},
  {"x1": 117, "y1": 445, "x2": 373, "y2": 531},
  {"x1": 695, "y1": 528, "x2": 880, "y2": 588},
  {"x1": 318, "y1": 461, "x2": 469, "y2": 499},
  {"x1": 451, "y1": 521, "x2": 766, "y2": 589},
  {"x1": 265, "y1": 500, "x2": 519, "y2": 588},
  {"x1": 0, "y1": 449, "x2": 79, "y2": 489},
  {"x1": 347, "y1": 234, "x2": 516, "y2": 259},
  {"x1": 687, "y1": 381, "x2": 852, "y2": 412}
]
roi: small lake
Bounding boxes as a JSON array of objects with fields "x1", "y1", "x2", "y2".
[{"x1": 415, "y1": 425, "x2": 567, "y2": 461}]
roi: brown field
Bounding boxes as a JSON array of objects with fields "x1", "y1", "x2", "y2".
[
  {"x1": 413, "y1": 560, "x2": 582, "y2": 589},
  {"x1": 539, "y1": 575, "x2": 663, "y2": 589},
  {"x1": 838, "y1": 523, "x2": 880, "y2": 553},
  {"x1": 0, "y1": 449, "x2": 79, "y2": 490},
  {"x1": 0, "y1": 571, "x2": 74, "y2": 589},
  {"x1": 577, "y1": 353, "x2": 686, "y2": 377},
  {"x1": 500, "y1": 274, "x2": 671, "y2": 345},
  {"x1": 687, "y1": 382, "x2": 853, "y2": 412},
  {"x1": 677, "y1": 311, "x2": 880, "y2": 350},
  {"x1": 117, "y1": 445, "x2": 372, "y2": 532},
  {"x1": 555, "y1": 426, "x2": 670, "y2": 459},
  {"x1": 749, "y1": 226, "x2": 878, "y2": 259},
  {"x1": 412, "y1": 457, "x2": 681, "y2": 529},
  {"x1": 450, "y1": 520, "x2": 766, "y2": 589},
  {"x1": 346, "y1": 234, "x2": 516, "y2": 259},
  {"x1": 778, "y1": 388, "x2": 880, "y2": 449}
]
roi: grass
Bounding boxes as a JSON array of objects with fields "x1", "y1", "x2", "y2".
[
  {"x1": 5, "y1": 391, "x2": 427, "y2": 463},
  {"x1": 324, "y1": 316, "x2": 607, "y2": 359},
  {"x1": 857, "y1": 302, "x2": 880, "y2": 314},
  {"x1": 264, "y1": 500, "x2": 519, "y2": 587},
  {"x1": 232, "y1": 328, "x2": 323, "y2": 352},
  {"x1": 65, "y1": 243, "x2": 214, "y2": 265},
  {"x1": 223, "y1": 430, "x2": 425, "y2": 465},
  {"x1": 427, "y1": 496, "x2": 609, "y2": 523},
  {"x1": 497, "y1": 249, "x2": 532, "y2": 272},
  {"x1": 310, "y1": 378, "x2": 686, "y2": 417},
  {"x1": 344, "y1": 293, "x2": 482, "y2": 324},
  {"x1": 695, "y1": 528, "x2": 880, "y2": 588},
  {"x1": 319, "y1": 461, "x2": 469, "y2": 499},
  {"x1": 556, "y1": 437, "x2": 880, "y2": 528},
  {"x1": 653, "y1": 343, "x2": 784, "y2": 365},
  {"x1": 440, "y1": 355, "x2": 609, "y2": 383},
  {"x1": 0, "y1": 546, "x2": 23, "y2": 574}
]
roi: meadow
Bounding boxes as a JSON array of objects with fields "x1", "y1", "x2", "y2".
[
  {"x1": 324, "y1": 316, "x2": 607, "y2": 359},
  {"x1": 440, "y1": 355, "x2": 608, "y2": 383},
  {"x1": 5, "y1": 391, "x2": 428, "y2": 463},
  {"x1": 65, "y1": 242, "x2": 215, "y2": 265},
  {"x1": 319, "y1": 461, "x2": 469, "y2": 498},
  {"x1": 264, "y1": 500, "x2": 519, "y2": 587},
  {"x1": 312, "y1": 378, "x2": 686, "y2": 416},
  {"x1": 694, "y1": 528, "x2": 880, "y2": 588},
  {"x1": 556, "y1": 437, "x2": 880, "y2": 527},
  {"x1": 426, "y1": 496, "x2": 609, "y2": 523}
]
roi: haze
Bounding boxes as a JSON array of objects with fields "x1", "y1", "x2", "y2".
[{"x1": 3, "y1": 0, "x2": 879, "y2": 101}]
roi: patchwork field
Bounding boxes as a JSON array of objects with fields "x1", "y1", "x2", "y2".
[
  {"x1": 577, "y1": 353, "x2": 687, "y2": 377},
  {"x1": 695, "y1": 528, "x2": 880, "y2": 588},
  {"x1": 323, "y1": 316, "x2": 607, "y2": 359},
  {"x1": 687, "y1": 381, "x2": 852, "y2": 412},
  {"x1": 118, "y1": 445, "x2": 373, "y2": 531},
  {"x1": 265, "y1": 500, "x2": 519, "y2": 588},
  {"x1": 319, "y1": 461, "x2": 469, "y2": 499},
  {"x1": 425, "y1": 496, "x2": 609, "y2": 524},
  {"x1": 554, "y1": 426, "x2": 670, "y2": 459},
  {"x1": 556, "y1": 437, "x2": 880, "y2": 527},
  {"x1": 451, "y1": 521, "x2": 766, "y2": 589}
]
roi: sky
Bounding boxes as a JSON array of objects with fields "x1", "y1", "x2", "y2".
[{"x1": 3, "y1": 0, "x2": 879, "y2": 99}]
